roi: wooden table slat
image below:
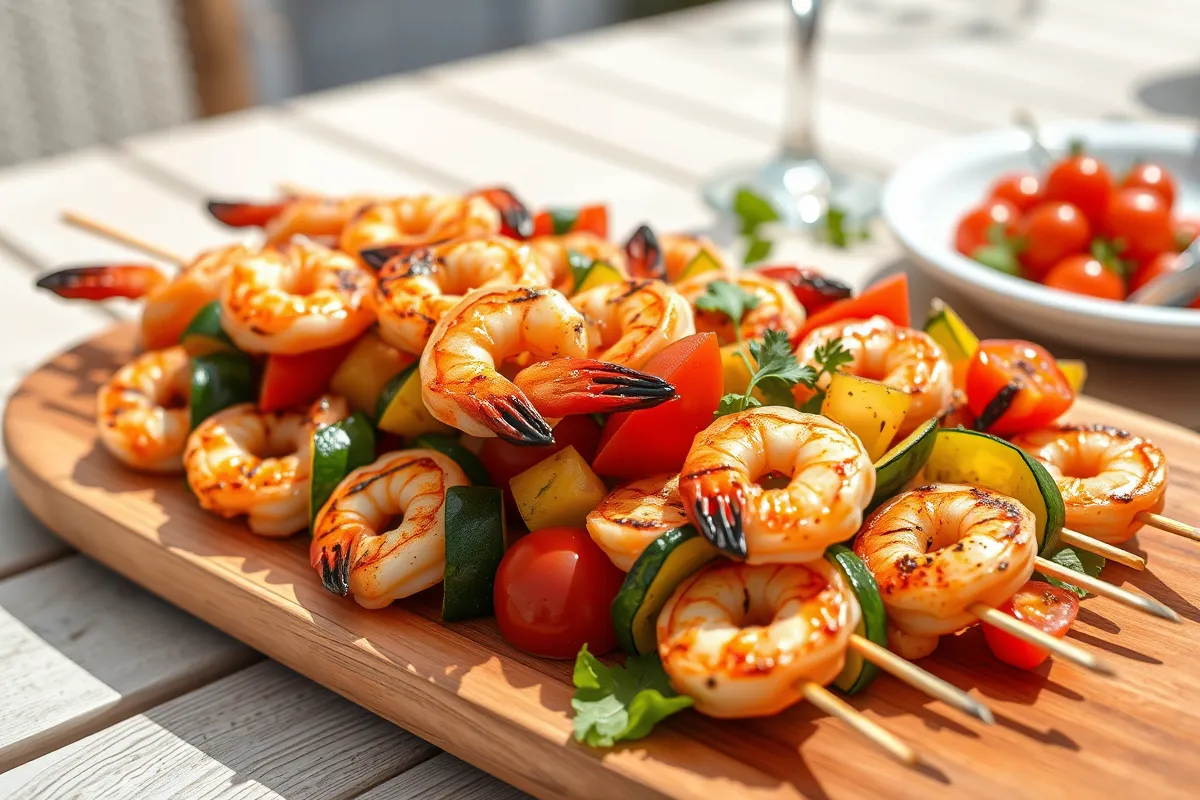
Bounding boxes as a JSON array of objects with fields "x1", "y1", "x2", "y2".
[{"x1": 356, "y1": 753, "x2": 531, "y2": 800}]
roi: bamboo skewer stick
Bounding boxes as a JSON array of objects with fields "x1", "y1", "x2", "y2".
[
  {"x1": 1059, "y1": 528, "x2": 1146, "y2": 571},
  {"x1": 848, "y1": 634, "x2": 993, "y2": 724},
  {"x1": 1137, "y1": 511, "x2": 1200, "y2": 543},
  {"x1": 1035, "y1": 558, "x2": 1179, "y2": 622},
  {"x1": 968, "y1": 602, "x2": 1115, "y2": 676},
  {"x1": 799, "y1": 682, "x2": 920, "y2": 768},
  {"x1": 60, "y1": 211, "x2": 186, "y2": 267}
]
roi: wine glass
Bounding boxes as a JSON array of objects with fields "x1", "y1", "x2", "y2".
[{"x1": 701, "y1": 0, "x2": 879, "y2": 229}]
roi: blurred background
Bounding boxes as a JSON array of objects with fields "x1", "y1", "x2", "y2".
[{"x1": 0, "y1": 0, "x2": 718, "y2": 169}]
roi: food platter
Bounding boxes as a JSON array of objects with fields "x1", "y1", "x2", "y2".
[{"x1": 8, "y1": 321, "x2": 1200, "y2": 800}]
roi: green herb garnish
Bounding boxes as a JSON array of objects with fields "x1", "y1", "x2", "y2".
[{"x1": 571, "y1": 645, "x2": 693, "y2": 748}]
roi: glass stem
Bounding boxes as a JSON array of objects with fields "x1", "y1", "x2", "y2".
[{"x1": 780, "y1": 0, "x2": 823, "y2": 162}]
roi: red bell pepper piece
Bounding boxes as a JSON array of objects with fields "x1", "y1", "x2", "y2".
[
  {"x1": 531, "y1": 204, "x2": 609, "y2": 239},
  {"x1": 794, "y1": 273, "x2": 910, "y2": 343},
  {"x1": 754, "y1": 264, "x2": 852, "y2": 315},
  {"x1": 591, "y1": 333, "x2": 722, "y2": 479},
  {"x1": 259, "y1": 340, "x2": 359, "y2": 412}
]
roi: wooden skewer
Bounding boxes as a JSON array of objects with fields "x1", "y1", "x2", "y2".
[
  {"x1": 968, "y1": 602, "x2": 1115, "y2": 676},
  {"x1": 60, "y1": 210, "x2": 186, "y2": 267},
  {"x1": 275, "y1": 181, "x2": 314, "y2": 197},
  {"x1": 1137, "y1": 511, "x2": 1200, "y2": 543},
  {"x1": 1059, "y1": 528, "x2": 1146, "y2": 571},
  {"x1": 799, "y1": 682, "x2": 920, "y2": 768},
  {"x1": 849, "y1": 634, "x2": 993, "y2": 724},
  {"x1": 1035, "y1": 557, "x2": 1179, "y2": 623}
]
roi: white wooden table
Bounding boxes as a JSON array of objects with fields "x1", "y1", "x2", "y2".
[{"x1": 1, "y1": 1, "x2": 1197, "y2": 796}]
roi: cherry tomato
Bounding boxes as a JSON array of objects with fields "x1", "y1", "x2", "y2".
[
  {"x1": 1173, "y1": 217, "x2": 1200, "y2": 252},
  {"x1": 1016, "y1": 202, "x2": 1090, "y2": 280},
  {"x1": 954, "y1": 199, "x2": 1020, "y2": 257},
  {"x1": 988, "y1": 172, "x2": 1042, "y2": 213},
  {"x1": 493, "y1": 526, "x2": 624, "y2": 658},
  {"x1": 1042, "y1": 154, "x2": 1114, "y2": 229},
  {"x1": 1042, "y1": 255, "x2": 1125, "y2": 301},
  {"x1": 478, "y1": 415, "x2": 600, "y2": 516},
  {"x1": 1119, "y1": 161, "x2": 1175, "y2": 209},
  {"x1": 259, "y1": 340, "x2": 358, "y2": 412},
  {"x1": 592, "y1": 333, "x2": 722, "y2": 479},
  {"x1": 1103, "y1": 188, "x2": 1173, "y2": 262},
  {"x1": 1129, "y1": 251, "x2": 1183, "y2": 293},
  {"x1": 965, "y1": 340, "x2": 1074, "y2": 435},
  {"x1": 982, "y1": 581, "x2": 1079, "y2": 670}
]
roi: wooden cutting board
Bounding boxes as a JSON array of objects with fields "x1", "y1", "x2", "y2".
[{"x1": 6, "y1": 324, "x2": 1200, "y2": 800}]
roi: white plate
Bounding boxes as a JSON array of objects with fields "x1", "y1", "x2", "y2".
[{"x1": 882, "y1": 119, "x2": 1200, "y2": 359}]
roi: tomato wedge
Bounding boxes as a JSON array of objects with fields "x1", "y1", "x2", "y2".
[
  {"x1": 794, "y1": 273, "x2": 910, "y2": 343},
  {"x1": 259, "y1": 340, "x2": 358, "y2": 412},
  {"x1": 592, "y1": 333, "x2": 722, "y2": 479},
  {"x1": 754, "y1": 264, "x2": 852, "y2": 315},
  {"x1": 982, "y1": 580, "x2": 1079, "y2": 670},
  {"x1": 965, "y1": 340, "x2": 1074, "y2": 435}
]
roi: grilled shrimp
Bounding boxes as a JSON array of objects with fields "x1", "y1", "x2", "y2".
[
  {"x1": 184, "y1": 396, "x2": 347, "y2": 537},
  {"x1": 310, "y1": 449, "x2": 469, "y2": 609},
  {"x1": 97, "y1": 346, "x2": 191, "y2": 473},
  {"x1": 1012, "y1": 424, "x2": 1167, "y2": 544},
  {"x1": 528, "y1": 231, "x2": 628, "y2": 293},
  {"x1": 370, "y1": 236, "x2": 552, "y2": 355},
  {"x1": 657, "y1": 559, "x2": 858, "y2": 718},
  {"x1": 36, "y1": 243, "x2": 251, "y2": 351},
  {"x1": 342, "y1": 194, "x2": 501, "y2": 266},
  {"x1": 221, "y1": 238, "x2": 375, "y2": 354},
  {"x1": 207, "y1": 193, "x2": 383, "y2": 246},
  {"x1": 796, "y1": 315, "x2": 953, "y2": 438},
  {"x1": 680, "y1": 407, "x2": 875, "y2": 562},
  {"x1": 675, "y1": 270, "x2": 806, "y2": 344},
  {"x1": 569, "y1": 279, "x2": 696, "y2": 369},
  {"x1": 586, "y1": 473, "x2": 687, "y2": 571},
  {"x1": 420, "y1": 286, "x2": 675, "y2": 445},
  {"x1": 854, "y1": 484, "x2": 1037, "y2": 658},
  {"x1": 660, "y1": 233, "x2": 730, "y2": 282}
]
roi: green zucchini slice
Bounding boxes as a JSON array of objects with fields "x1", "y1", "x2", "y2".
[
  {"x1": 179, "y1": 301, "x2": 237, "y2": 357},
  {"x1": 827, "y1": 545, "x2": 887, "y2": 695},
  {"x1": 189, "y1": 352, "x2": 256, "y2": 430},
  {"x1": 869, "y1": 417, "x2": 938, "y2": 510},
  {"x1": 413, "y1": 433, "x2": 491, "y2": 486},
  {"x1": 309, "y1": 412, "x2": 376, "y2": 527},
  {"x1": 375, "y1": 362, "x2": 453, "y2": 437},
  {"x1": 921, "y1": 427, "x2": 1064, "y2": 553},
  {"x1": 611, "y1": 526, "x2": 720, "y2": 656},
  {"x1": 442, "y1": 486, "x2": 507, "y2": 622}
]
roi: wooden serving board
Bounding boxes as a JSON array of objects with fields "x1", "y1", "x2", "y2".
[{"x1": 7, "y1": 324, "x2": 1200, "y2": 800}]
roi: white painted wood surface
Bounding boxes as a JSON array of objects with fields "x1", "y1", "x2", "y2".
[{"x1": 0, "y1": 0, "x2": 1198, "y2": 796}]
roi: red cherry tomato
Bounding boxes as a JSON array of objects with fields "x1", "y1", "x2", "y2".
[
  {"x1": 965, "y1": 340, "x2": 1074, "y2": 435},
  {"x1": 1042, "y1": 154, "x2": 1114, "y2": 229},
  {"x1": 1016, "y1": 202, "x2": 1090, "y2": 280},
  {"x1": 982, "y1": 581, "x2": 1079, "y2": 670},
  {"x1": 592, "y1": 333, "x2": 722, "y2": 479},
  {"x1": 493, "y1": 526, "x2": 625, "y2": 659},
  {"x1": 478, "y1": 415, "x2": 600, "y2": 517},
  {"x1": 1129, "y1": 251, "x2": 1184, "y2": 293},
  {"x1": 1119, "y1": 161, "x2": 1175, "y2": 209},
  {"x1": 1104, "y1": 188, "x2": 1173, "y2": 262},
  {"x1": 954, "y1": 199, "x2": 1020, "y2": 257},
  {"x1": 1042, "y1": 255, "x2": 1125, "y2": 301},
  {"x1": 989, "y1": 172, "x2": 1042, "y2": 213},
  {"x1": 1173, "y1": 217, "x2": 1200, "y2": 251}
]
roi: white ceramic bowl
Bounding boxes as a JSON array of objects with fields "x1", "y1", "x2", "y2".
[{"x1": 882, "y1": 120, "x2": 1200, "y2": 359}]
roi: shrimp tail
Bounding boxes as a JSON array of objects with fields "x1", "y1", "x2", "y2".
[
  {"x1": 469, "y1": 390, "x2": 555, "y2": 446},
  {"x1": 312, "y1": 536, "x2": 355, "y2": 596},
  {"x1": 513, "y1": 358, "x2": 676, "y2": 417},
  {"x1": 625, "y1": 224, "x2": 665, "y2": 280},
  {"x1": 681, "y1": 470, "x2": 748, "y2": 558},
  {"x1": 470, "y1": 185, "x2": 533, "y2": 239},
  {"x1": 206, "y1": 198, "x2": 291, "y2": 228},
  {"x1": 35, "y1": 263, "x2": 169, "y2": 301}
]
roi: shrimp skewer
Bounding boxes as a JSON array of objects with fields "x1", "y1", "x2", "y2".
[{"x1": 60, "y1": 210, "x2": 186, "y2": 265}]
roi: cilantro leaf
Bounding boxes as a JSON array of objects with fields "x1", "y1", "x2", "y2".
[
  {"x1": 748, "y1": 328, "x2": 809, "y2": 385},
  {"x1": 716, "y1": 393, "x2": 758, "y2": 418},
  {"x1": 571, "y1": 645, "x2": 692, "y2": 748},
  {"x1": 812, "y1": 338, "x2": 854, "y2": 379},
  {"x1": 1037, "y1": 546, "x2": 1106, "y2": 598},
  {"x1": 694, "y1": 280, "x2": 761, "y2": 329},
  {"x1": 733, "y1": 187, "x2": 780, "y2": 237},
  {"x1": 744, "y1": 235, "x2": 773, "y2": 264},
  {"x1": 819, "y1": 206, "x2": 871, "y2": 249}
]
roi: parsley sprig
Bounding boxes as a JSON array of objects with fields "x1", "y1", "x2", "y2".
[
  {"x1": 571, "y1": 645, "x2": 692, "y2": 748},
  {"x1": 1035, "y1": 545, "x2": 1105, "y2": 598}
]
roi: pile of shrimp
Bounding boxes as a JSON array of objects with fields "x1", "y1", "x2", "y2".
[{"x1": 35, "y1": 183, "x2": 1184, "y2": 737}]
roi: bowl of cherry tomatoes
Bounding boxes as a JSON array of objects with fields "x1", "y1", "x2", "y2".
[{"x1": 882, "y1": 119, "x2": 1200, "y2": 358}]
